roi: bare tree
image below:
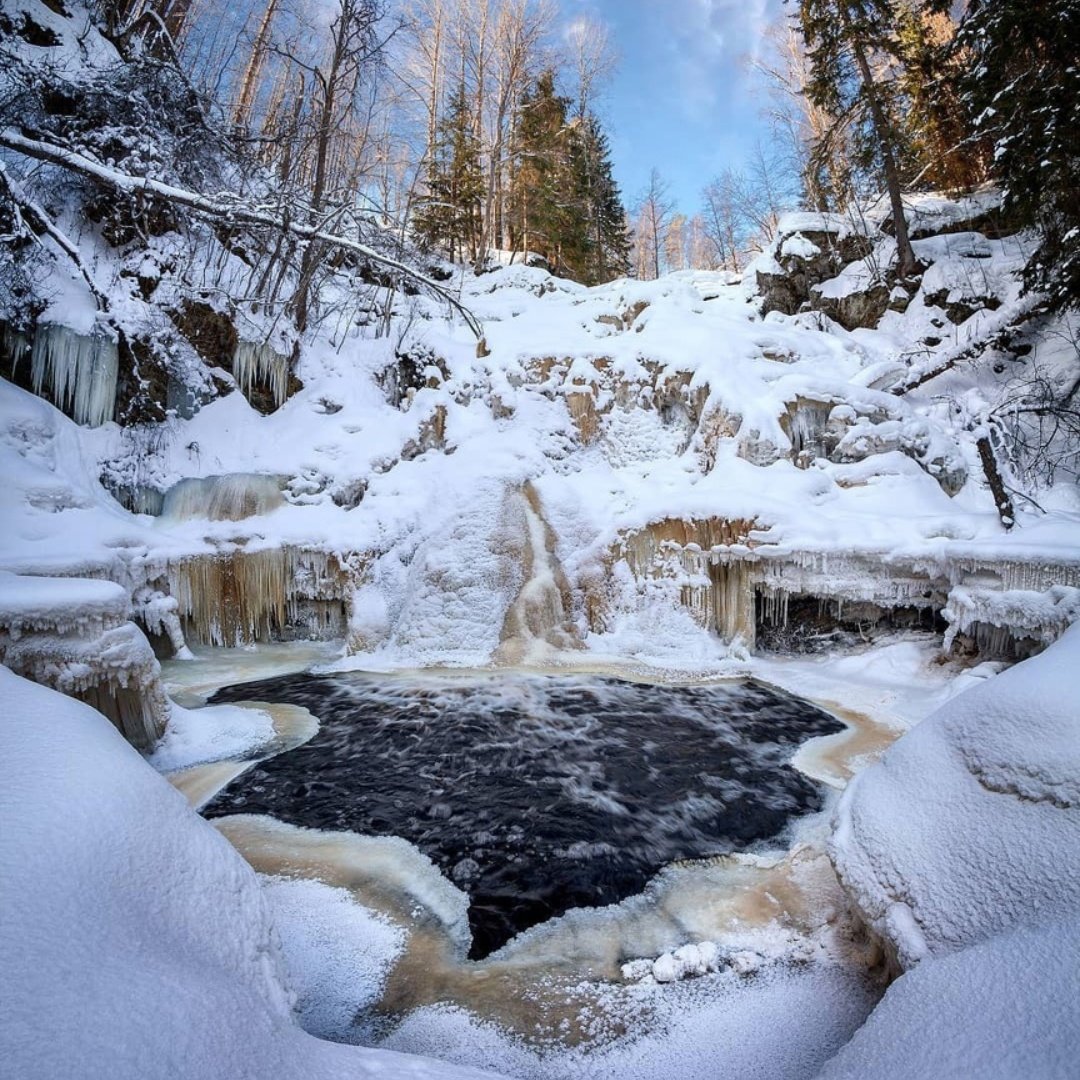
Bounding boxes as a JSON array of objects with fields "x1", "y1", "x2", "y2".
[
  {"x1": 634, "y1": 167, "x2": 675, "y2": 280},
  {"x1": 701, "y1": 173, "x2": 744, "y2": 271},
  {"x1": 564, "y1": 13, "x2": 616, "y2": 120}
]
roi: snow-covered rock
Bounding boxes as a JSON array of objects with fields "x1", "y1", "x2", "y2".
[
  {"x1": 830, "y1": 623, "x2": 1080, "y2": 969},
  {"x1": 816, "y1": 917, "x2": 1080, "y2": 1080}
]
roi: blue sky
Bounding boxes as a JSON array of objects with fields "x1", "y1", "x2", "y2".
[{"x1": 563, "y1": 0, "x2": 786, "y2": 215}]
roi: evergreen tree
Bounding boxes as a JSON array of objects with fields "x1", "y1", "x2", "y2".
[
  {"x1": 571, "y1": 115, "x2": 630, "y2": 284},
  {"x1": 509, "y1": 71, "x2": 574, "y2": 270},
  {"x1": 414, "y1": 84, "x2": 484, "y2": 263},
  {"x1": 894, "y1": 7, "x2": 989, "y2": 192},
  {"x1": 941, "y1": 0, "x2": 1080, "y2": 308},
  {"x1": 507, "y1": 73, "x2": 627, "y2": 284},
  {"x1": 798, "y1": 0, "x2": 920, "y2": 277}
]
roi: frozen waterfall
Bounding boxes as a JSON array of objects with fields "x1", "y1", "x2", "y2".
[{"x1": 160, "y1": 474, "x2": 285, "y2": 522}]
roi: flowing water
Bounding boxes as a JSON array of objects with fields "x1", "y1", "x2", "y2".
[{"x1": 205, "y1": 672, "x2": 842, "y2": 959}]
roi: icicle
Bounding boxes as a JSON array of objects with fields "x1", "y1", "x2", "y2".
[
  {"x1": 3, "y1": 324, "x2": 30, "y2": 375},
  {"x1": 160, "y1": 474, "x2": 285, "y2": 522},
  {"x1": 29, "y1": 323, "x2": 118, "y2": 426},
  {"x1": 233, "y1": 340, "x2": 290, "y2": 409},
  {"x1": 167, "y1": 547, "x2": 350, "y2": 646}
]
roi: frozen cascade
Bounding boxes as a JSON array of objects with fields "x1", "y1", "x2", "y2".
[
  {"x1": 160, "y1": 473, "x2": 285, "y2": 522},
  {"x1": 233, "y1": 340, "x2": 290, "y2": 410},
  {"x1": 782, "y1": 397, "x2": 834, "y2": 465},
  {"x1": 0, "y1": 572, "x2": 169, "y2": 748},
  {"x1": 496, "y1": 486, "x2": 580, "y2": 664},
  {"x1": 610, "y1": 518, "x2": 758, "y2": 646},
  {"x1": 168, "y1": 547, "x2": 351, "y2": 646},
  {"x1": 29, "y1": 323, "x2": 118, "y2": 427},
  {"x1": 134, "y1": 587, "x2": 194, "y2": 659}
]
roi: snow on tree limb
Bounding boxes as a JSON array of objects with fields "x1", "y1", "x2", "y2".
[
  {"x1": 0, "y1": 127, "x2": 485, "y2": 344},
  {"x1": 0, "y1": 158, "x2": 111, "y2": 312}
]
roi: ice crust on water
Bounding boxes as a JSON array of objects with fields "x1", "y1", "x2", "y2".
[
  {"x1": 259, "y1": 875, "x2": 406, "y2": 1041},
  {"x1": 380, "y1": 962, "x2": 877, "y2": 1080}
]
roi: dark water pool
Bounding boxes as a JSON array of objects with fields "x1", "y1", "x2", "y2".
[{"x1": 206, "y1": 673, "x2": 841, "y2": 958}]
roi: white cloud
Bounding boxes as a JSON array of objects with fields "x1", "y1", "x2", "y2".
[{"x1": 655, "y1": 0, "x2": 778, "y2": 116}]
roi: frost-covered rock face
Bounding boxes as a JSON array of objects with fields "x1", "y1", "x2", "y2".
[
  {"x1": 1, "y1": 152, "x2": 1078, "y2": 670},
  {"x1": 829, "y1": 624, "x2": 1080, "y2": 971}
]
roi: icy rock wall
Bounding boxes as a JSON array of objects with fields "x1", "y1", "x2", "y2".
[
  {"x1": 0, "y1": 572, "x2": 169, "y2": 748},
  {"x1": 605, "y1": 526, "x2": 1080, "y2": 657},
  {"x1": 167, "y1": 547, "x2": 351, "y2": 647},
  {"x1": 29, "y1": 324, "x2": 118, "y2": 428},
  {"x1": 609, "y1": 518, "x2": 759, "y2": 646},
  {"x1": 160, "y1": 473, "x2": 285, "y2": 522}
]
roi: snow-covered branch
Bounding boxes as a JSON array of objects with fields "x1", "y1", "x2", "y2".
[
  {"x1": 0, "y1": 127, "x2": 485, "y2": 344},
  {"x1": 0, "y1": 158, "x2": 110, "y2": 312}
]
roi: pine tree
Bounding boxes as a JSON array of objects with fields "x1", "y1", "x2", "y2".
[
  {"x1": 798, "y1": 0, "x2": 920, "y2": 278},
  {"x1": 509, "y1": 71, "x2": 574, "y2": 270},
  {"x1": 414, "y1": 83, "x2": 484, "y2": 263},
  {"x1": 577, "y1": 115, "x2": 630, "y2": 283},
  {"x1": 894, "y1": 6, "x2": 988, "y2": 192},
  {"x1": 942, "y1": 0, "x2": 1080, "y2": 308}
]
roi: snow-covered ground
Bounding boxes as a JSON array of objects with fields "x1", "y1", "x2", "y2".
[
  {"x1": 0, "y1": 666, "x2": 498, "y2": 1080},
  {"x1": 2, "y1": 7, "x2": 1078, "y2": 1071}
]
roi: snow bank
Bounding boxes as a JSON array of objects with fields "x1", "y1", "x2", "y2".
[
  {"x1": 0, "y1": 667, "x2": 498, "y2": 1080},
  {"x1": 260, "y1": 876, "x2": 405, "y2": 1042},
  {"x1": 816, "y1": 917, "x2": 1080, "y2": 1080},
  {"x1": 381, "y1": 961, "x2": 877, "y2": 1080},
  {"x1": 830, "y1": 623, "x2": 1080, "y2": 968}
]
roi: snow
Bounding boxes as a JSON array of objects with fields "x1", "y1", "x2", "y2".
[
  {"x1": 0, "y1": 666, "x2": 499, "y2": 1080},
  {"x1": 149, "y1": 700, "x2": 277, "y2": 771},
  {"x1": 816, "y1": 918, "x2": 1080, "y2": 1080},
  {"x1": 830, "y1": 623, "x2": 1080, "y2": 968},
  {"x1": 260, "y1": 875, "x2": 406, "y2": 1042},
  {"x1": 0, "y1": 569, "x2": 128, "y2": 636},
  {"x1": 380, "y1": 961, "x2": 877, "y2": 1080}
]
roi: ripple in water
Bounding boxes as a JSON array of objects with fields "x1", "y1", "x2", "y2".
[{"x1": 206, "y1": 674, "x2": 842, "y2": 959}]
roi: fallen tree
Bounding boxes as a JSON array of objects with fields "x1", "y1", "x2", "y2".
[{"x1": 0, "y1": 126, "x2": 487, "y2": 351}]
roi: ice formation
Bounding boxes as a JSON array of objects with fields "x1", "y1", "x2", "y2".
[
  {"x1": 167, "y1": 548, "x2": 350, "y2": 647},
  {"x1": 0, "y1": 571, "x2": 169, "y2": 748},
  {"x1": 160, "y1": 474, "x2": 285, "y2": 522},
  {"x1": 29, "y1": 323, "x2": 118, "y2": 428},
  {"x1": 233, "y1": 340, "x2": 291, "y2": 410},
  {"x1": 495, "y1": 485, "x2": 580, "y2": 664}
]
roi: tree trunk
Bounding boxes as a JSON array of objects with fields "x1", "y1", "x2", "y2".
[
  {"x1": 842, "y1": 7, "x2": 919, "y2": 279},
  {"x1": 977, "y1": 433, "x2": 1016, "y2": 531},
  {"x1": 233, "y1": 0, "x2": 280, "y2": 128}
]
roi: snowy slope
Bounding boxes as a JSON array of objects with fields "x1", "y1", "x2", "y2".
[{"x1": 0, "y1": 666, "x2": 500, "y2": 1080}]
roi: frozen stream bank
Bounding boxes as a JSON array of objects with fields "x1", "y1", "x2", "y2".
[{"x1": 151, "y1": 642, "x2": 927, "y2": 1062}]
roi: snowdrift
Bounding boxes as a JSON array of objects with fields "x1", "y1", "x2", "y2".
[
  {"x1": 830, "y1": 623, "x2": 1080, "y2": 968},
  {"x1": 0, "y1": 666, "x2": 498, "y2": 1080}
]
